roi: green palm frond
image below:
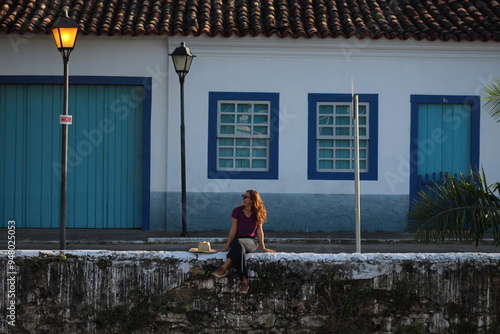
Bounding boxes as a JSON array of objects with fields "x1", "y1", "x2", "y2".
[
  {"x1": 483, "y1": 78, "x2": 500, "y2": 123},
  {"x1": 407, "y1": 168, "x2": 500, "y2": 247}
]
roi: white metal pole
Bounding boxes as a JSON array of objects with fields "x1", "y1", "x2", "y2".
[{"x1": 352, "y1": 81, "x2": 361, "y2": 253}]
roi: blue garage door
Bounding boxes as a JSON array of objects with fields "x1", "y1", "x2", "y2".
[{"x1": 0, "y1": 83, "x2": 144, "y2": 228}]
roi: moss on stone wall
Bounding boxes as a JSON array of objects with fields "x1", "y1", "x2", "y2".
[{"x1": 1, "y1": 252, "x2": 498, "y2": 333}]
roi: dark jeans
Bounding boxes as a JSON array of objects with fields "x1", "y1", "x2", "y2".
[{"x1": 226, "y1": 237, "x2": 258, "y2": 279}]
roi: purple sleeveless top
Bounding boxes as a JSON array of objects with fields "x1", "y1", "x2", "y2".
[{"x1": 232, "y1": 206, "x2": 258, "y2": 238}]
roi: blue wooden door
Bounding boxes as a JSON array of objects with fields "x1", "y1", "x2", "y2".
[
  {"x1": 0, "y1": 84, "x2": 143, "y2": 228},
  {"x1": 418, "y1": 103, "x2": 471, "y2": 173},
  {"x1": 409, "y1": 96, "x2": 480, "y2": 202}
]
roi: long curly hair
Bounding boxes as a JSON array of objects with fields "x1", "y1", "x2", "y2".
[{"x1": 245, "y1": 189, "x2": 267, "y2": 224}]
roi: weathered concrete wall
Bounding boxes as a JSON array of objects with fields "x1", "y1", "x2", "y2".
[{"x1": 1, "y1": 251, "x2": 499, "y2": 333}]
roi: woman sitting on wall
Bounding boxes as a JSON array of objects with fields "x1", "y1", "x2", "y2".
[{"x1": 212, "y1": 189, "x2": 276, "y2": 294}]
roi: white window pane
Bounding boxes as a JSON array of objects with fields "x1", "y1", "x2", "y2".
[
  {"x1": 235, "y1": 159, "x2": 250, "y2": 168},
  {"x1": 336, "y1": 105, "x2": 350, "y2": 114},
  {"x1": 319, "y1": 160, "x2": 333, "y2": 169},
  {"x1": 219, "y1": 138, "x2": 233, "y2": 146},
  {"x1": 219, "y1": 159, "x2": 233, "y2": 168},
  {"x1": 237, "y1": 104, "x2": 251, "y2": 113},
  {"x1": 236, "y1": 148, "x2": 250, "y2": 157},
  {"x1": 219, "y1": 148, "x2": 233, "y2": 157},
  {"x1": 319, "y1": 139, "x2": 334, "y2": 147},
  {"x1": 216, "y1": 98, "x2": 272, "y2": 172},
  {"x1": 252, "y1": 138, "x2": 267, "y2": 146},
  {"x1": 335, "y1": 127, "x2": 350, "y2": 136},
  {"x1": 316, "y1": 102, "x2": 370, "y2": 173},
  {"x1": 236, "y1": 125, "x2": 251, "y2": 135},
  {"x1": 252, "y1": 160, "x2": 267, "y2": 168},
  {"x1": 220, "y1": 114, "x2": 235, "y2": 123},
  {"x1": 236, "y1": 138, "x2": 250, "y2": 146},
  {"x1": 319, "y1": 149, "x2": 333, "y2": 158},
  {"x1": 237, "y1": 114, "x2": 251, "y2": 124},
  {"x1": 252, "y1": 148, "x2": 267, "y2": 157},
  {"x1": 336, "y1": 140, "x2": 351, "y2": 147},
  {"x1": 221, "y1": 103, "x2": 235, "y2": 113},
  {"x1": 335, "y1": 160, "x2": 350, "y2": 169},
  {"x1": 336, "y1": 149, "x2": 350, "y2": 158},
  {"x1": 319, "y1": 127, "x2": 333, "y2": 136},
  {"x1": 254, "y1": 115, "x2": 268, "y2": 124},
  {"x1": 253, "y1": 126, "x2": 268, "y2": 135},
  {"x1": 319, "y1": 116, "x2": 333, "y2": 125},
  {"x1": 319, "y1": 105, "x2": 334, "y2": 114},
  {"x1": 336, "y1": 116, "x2": 350, "y2": 125},
  {"x1": 254, "y1": 104, "x2": 268, "y2": 113},
  {"x1": 220, "y1": 125, "x2": 234, "y2": 134}
]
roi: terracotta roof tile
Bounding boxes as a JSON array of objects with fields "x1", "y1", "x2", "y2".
[{"x1": 0, "y1": 0, "x2": 499, "y2": 41}]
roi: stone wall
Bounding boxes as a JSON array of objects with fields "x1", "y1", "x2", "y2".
[{"x1": 1, "y1": 251, "x2": 499, "y2": 333}]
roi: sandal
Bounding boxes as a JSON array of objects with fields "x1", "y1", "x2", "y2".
[
  {"x1": 212, "y1": 267, "x2": 228, "y2": 278},
  {"x1": 239, "y1": 283, "x2": 249, "y2": 294}
]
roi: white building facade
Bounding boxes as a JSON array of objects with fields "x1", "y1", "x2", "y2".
[{"x1": 1, "y1": 31, "x2": 499, "y2": 232}]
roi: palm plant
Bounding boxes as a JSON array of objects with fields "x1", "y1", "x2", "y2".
[
  {"x1": 407, "y1": 168, "x2": 500, "y2": 247},
  {"x1": 483, "y1": 77, "x2": 500, "y2": 122}
]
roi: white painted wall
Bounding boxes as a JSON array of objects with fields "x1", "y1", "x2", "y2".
[
  {"x1": 169, "y1": 35, "x2": 500, "y2": 196},
  {"x1": 2, "y1": 33, "x2": 500, "y2": 200}
]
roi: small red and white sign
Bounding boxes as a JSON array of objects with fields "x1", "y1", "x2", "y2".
[{"x1": 60, "y1": 115, "x2": 73, "y2": 125}]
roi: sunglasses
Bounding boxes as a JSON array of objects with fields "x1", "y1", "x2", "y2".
[{"x1": 241, "y1": 194, "x2": 250, "y2": 199}]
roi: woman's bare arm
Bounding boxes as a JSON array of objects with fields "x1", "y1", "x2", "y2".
[
  {"x1": 257, "y1": 224, "x2": 275, "y2": 253},
  {"x1": 217, "y1": 218, "x2": 238, "y2": 251}
]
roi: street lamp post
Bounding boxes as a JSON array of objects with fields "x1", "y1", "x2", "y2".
[
  {"x1": 51, "y1": 10, "x2": 79, "y2": 250},
  {"x1": 169, "y1": 42, "x2": 195, "y2": 237}
]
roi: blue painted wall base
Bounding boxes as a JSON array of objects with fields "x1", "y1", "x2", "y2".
[{"x1": 150, "y1": 192, "x2": 409, "y2": 232}]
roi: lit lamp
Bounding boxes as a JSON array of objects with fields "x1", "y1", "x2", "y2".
[
  {"x1": 51, "y1": 11, "x2": 79, "y2": 57},
  {"x1": 170, "y1": 42, "x2": 195, "y2": 237},
  {"x1": 51, "y1": 10, "x2": 79, "y2": 250}
]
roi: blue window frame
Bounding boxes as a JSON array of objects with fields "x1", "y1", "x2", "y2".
[
  {"x1": 308, "y1": 93, "x2": 378, "y2": 180},
  {"x1": 208, "y1": 92, "x2": 279, "y2": 179}
]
